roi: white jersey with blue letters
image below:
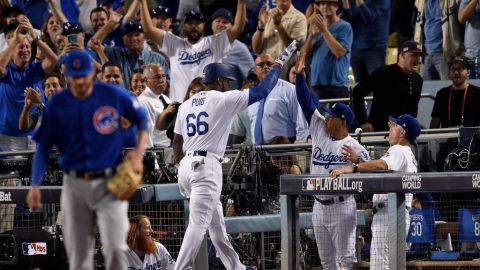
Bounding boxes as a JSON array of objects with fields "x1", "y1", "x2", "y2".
[
  {"x1": 161, "y1": 31, "x2": 231, "y2": 102},
  {"x1": 126, "y1": 242, "x2": 175, "y2": 270},
  {"x1": 174, "y1": 90, "x2": 248, "y2": 156}
]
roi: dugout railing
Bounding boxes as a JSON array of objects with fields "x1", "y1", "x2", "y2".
[{"x1": 280, "y1": 172, "x2": 480, "y2": 270}]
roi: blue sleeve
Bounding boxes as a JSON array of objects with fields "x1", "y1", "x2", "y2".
[
  {"x1": 31, "y1": 143, "x2": 50, "y2": 185},
  {"x1": 31, "y1": 104, "x2": 55, "y2": 185},
  {"x1": 295, "y1": 73, "x2": 319, "y2": 126},
  {"x1": 335, "y1": 22, "x2": 353, "y2": 53},
  {"x1": 357, "y1": 0, "x2": 390, "y2": 25},
  {"x1": 247, "y1": 67, "x2": 281, "y2": 105}
]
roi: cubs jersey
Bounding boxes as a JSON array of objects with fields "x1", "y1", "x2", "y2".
[
  {"x1": 161, "y1": 31, "x2": 231, "y2": 102},
  {"x1": 126, "y1": 242, "x2": 175, "y2": 270},
  {"x1": 309, "y1": 110, "x2": 370, "y2": 199},
  {"x1": 174, "y1": 90, "x2": 248, "y2": 156},
  {"x1": 32, "y1": 81, "x2": 148, "y2": 172}
]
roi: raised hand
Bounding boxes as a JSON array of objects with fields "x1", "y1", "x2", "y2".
[
  {"x1": 295, "y1": 51, "x2": 306, "y2": 74},
  {"x1": 275, "y1": 40, "x2": 297, "y2": 67},
  {"x1": 271, "y1": 8, "x2": 284, "y2": 26},
  {"x1": 258, "y1": 5, "x2": 269, "y2": 29}
]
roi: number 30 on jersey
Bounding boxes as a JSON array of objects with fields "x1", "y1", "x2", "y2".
[{"x1": 186, "y1": 112, "x2": 209, "y2": 137}]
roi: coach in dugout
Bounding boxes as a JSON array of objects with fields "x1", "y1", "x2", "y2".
[{"x1": 331, "y1": 114, "x2": 421, "y2": 270}]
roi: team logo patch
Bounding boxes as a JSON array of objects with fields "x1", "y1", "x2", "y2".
[
  {"x1": 22, "y1": 242, "x2": 47, "y2": 255},
  {"x1": 72, "y1": 58, "x2": 82, "y2": 69},
  {"x1": 93, "y1": 106, "x2": 119, "y2": 134}
]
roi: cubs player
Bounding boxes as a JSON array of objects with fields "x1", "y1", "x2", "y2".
[
  {"x1": 26, "y1": 50, "x2": 149, "y2": 270},
  {"x1": 331, "y1": 114, "x2": 421, "y2": 270},
  {"x1": 172, "y1": 41, "x2": 297, "y2": 270},
  {"x1": 127, "y1": 215, "x2": 175, "y2": 270},
  {"x1": 294, "y1": 52, "x2": 370, "y2": 270}
]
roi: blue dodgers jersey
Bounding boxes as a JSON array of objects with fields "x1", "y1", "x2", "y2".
[{"x1": 33, "y1": 81, "x2": 148, "y2": 170}]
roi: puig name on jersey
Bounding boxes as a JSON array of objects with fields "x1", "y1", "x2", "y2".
[{"x1": 312, "y1": 147, "x2": 348, "y2": 169}]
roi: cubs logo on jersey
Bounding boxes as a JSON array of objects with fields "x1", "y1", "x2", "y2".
[{"x1": 93, "y1": 106, "x2": 119, "y2": 135}]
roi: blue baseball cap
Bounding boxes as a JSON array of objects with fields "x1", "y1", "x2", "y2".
[
  {"x1": 388, "y1": 114, "x2": 421, "y2": 140},
  {"x1": 151, "y1": 5, "x2": 172, "y2": 18},
  {"x1": 184, "y1": 10, "x2": 205, "y2": 23},
  {"x1": 323, "y1": 103, "x2": 355, "y2": 126},
  {"x1": 120, "y1": 21, "x2": 143, "y2": 35},
  {"x1": 203, "y1": 63, "x2": 236, "y2": 84},
  {"x1": 63, "y1": 50, "x2": 94, "y2": 77},
  {"x1": 212, "y1": 8, "x2": 233, "y2": 23}
]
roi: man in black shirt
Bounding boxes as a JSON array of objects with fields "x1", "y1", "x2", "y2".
[
  {"x1": 430, "y1": 57, "x2": 480, "y2": 128},
  {"x1": 352, "y1": 40, "x2": 424, "y2": 132}
]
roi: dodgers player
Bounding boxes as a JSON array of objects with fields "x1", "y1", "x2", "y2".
[
  {"x1": 294, "y1": 52, "x2": 369, "y2": 270},
  {"x1": 331, "y1": 114, "x2": 421, "y2": 270},
  {"x1": 26, "y1": 50, "x2": 149, "y2": 270},
  {"x1": 127, "y1": 215, "x2": 175, "y2": 270},
  {"x1": 172, "y1": 42, "x2": 296, "y2": 270}
]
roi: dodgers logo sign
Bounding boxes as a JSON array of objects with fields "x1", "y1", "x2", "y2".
[
  {"x1": 93, "y1": 106, "x2": 119, "y2": 135},
  {"x1": 22, "y1": 242, "x2": 47, "y2": 255}
]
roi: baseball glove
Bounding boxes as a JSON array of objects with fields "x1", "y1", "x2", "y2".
[{"x1": 107, "y1": 160, "x2": 143, "y2": 200}]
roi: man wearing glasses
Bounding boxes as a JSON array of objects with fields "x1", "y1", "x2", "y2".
[
  {"x1": 303, "y1": 0, "x2": 353, "y2": 100},
  {"x1": 248, "y1": 53, "x2": 308, "y2": 145}
]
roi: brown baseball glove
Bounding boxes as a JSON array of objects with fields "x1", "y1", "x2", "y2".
[{"x1": 107, "y1": 160, "x2": 143, "y2": 200}]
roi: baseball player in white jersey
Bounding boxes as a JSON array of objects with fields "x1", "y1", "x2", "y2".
[
  {"x1": 331, "y1": 114, "x2": 421, "y2": 270},
  {"x1": 127, "y1": 215, "x2": 175, "y2": 270},
  {"x1": 139, "y1": 0, "x2": 247, "y2": 102},
  {"x1": 294, "y1": 53, "x2": 369, "y2": 270},
  {"x1": 172, "y1": 42, "x2": 297, "y2": 270}
]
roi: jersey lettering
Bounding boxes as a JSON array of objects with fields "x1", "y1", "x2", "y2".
[
  {"x1": 191, "y1": 97, "x2": 206, "y2": 107},
  {"x1": 178, "y1": 49, "x2": 213, "y2": 65},
  {"x1": 312, "y1": 147, "x2": 348, "y2": 169},
  {"x1": 186, "y1": 111, "x2": 209, "y2": 137}
]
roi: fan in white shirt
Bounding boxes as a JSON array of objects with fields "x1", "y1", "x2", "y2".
[
  {"x1": 137, "y1": 63, "x2": 171, "y2": 147},
  {"x1": 138, "y1": 0, "x2": 248, "y2": 102}
]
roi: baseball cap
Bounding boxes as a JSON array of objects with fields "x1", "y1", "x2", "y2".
[
  {"x1": 63, "y1": 50, "x2": 94, "y2": 77},
  {"x1": 211, "y1": 8, "x2": 233, "y2": 23},
  {"x1": 203, "y1": 63, "x2": 236, "y2": 84},
  {"x1": 399, "y1": 40, "x2": 424, "y2": 54},
  {"x1": 151, "y1": 5, "x2": 172, "y2": 18},
  {"x1": 62, "y1": 22, "x2": 83, "y2": 36},
  {"x1": 184, "y1": 10, "x2": 205, "y2": 23},
  {"x1": 120, "y1": 21, "x2": 143, "y2": 35},
  {"x1": 323, "y1": 103, "x2": 355, "y2": 126},
  {"x1": 4, "y1": 6, "x2": 25, "y2": 18},
  {"x1": 449, "y1": 57, "x2": 468, "y2": 69},
  {"x1": 388, "y1": 114, "x2": 421, "y2": 140}
]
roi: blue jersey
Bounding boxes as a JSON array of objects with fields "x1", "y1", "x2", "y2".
[
  {"x1": 0, "y1": 62, "x2": 45, "y2": 136},
  {"x1": 31, "y1": 81, "x2": 148, "y2": 184}
]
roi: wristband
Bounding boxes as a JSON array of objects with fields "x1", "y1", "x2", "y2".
[
  {"x1": 351, "y1": 163, "x2": 358, "y2": 173},
  {"x1": 256, "y1": 27, "x2": 264, "y2": 32}
]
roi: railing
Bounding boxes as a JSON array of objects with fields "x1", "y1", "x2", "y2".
[{"x1": 280, "y1": 172, "x2": 480, "y2": 270}]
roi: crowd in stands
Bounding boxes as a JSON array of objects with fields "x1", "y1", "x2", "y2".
[
  {"x1": 0, "y1": 0, "x2": 480, "y2": 268},
  {"x1": 1, "y1": 0, "x2": 479, "y2": 154}
]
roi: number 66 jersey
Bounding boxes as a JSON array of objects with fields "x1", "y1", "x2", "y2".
[{"x1": 174, "y1": 90, "x2": 248, "y2": 156}]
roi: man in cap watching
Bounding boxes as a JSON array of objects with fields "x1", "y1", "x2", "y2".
[
  {"x1": 211, "y1": 8, "x2": 255, "y2": 90},
  {"x1": 352, "y1": 40, "x2": 424, "y2": 132},
  {"x1": 91, "y1": 19, "x2": 169, "y2": 88},
  {"x1": 139, "y1": 0, "x2": 247, "y2": 102},
  {"x1": 430, "y1": 57, "x2": 480, "y2": 128},
  {"x1": 331, "y1": 113, "x2": 421, "y2": 270}
]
